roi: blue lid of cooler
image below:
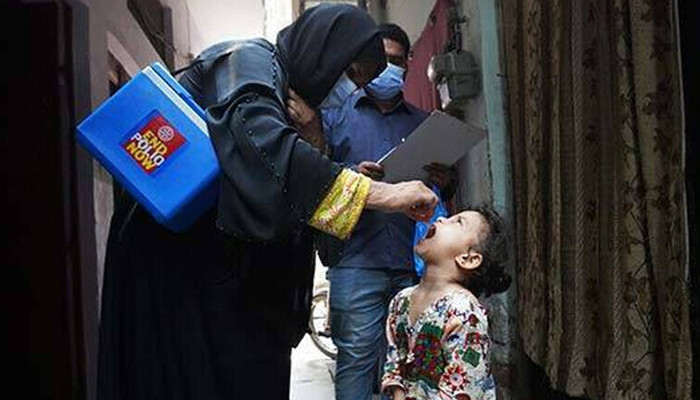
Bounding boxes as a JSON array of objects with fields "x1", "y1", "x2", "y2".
[{"x1": 76, "y1": 62, "x2": 219, "y2": 232}]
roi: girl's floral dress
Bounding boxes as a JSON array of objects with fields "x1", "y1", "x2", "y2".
[{"x1": 381, "y1": 286, "x2": 496, "y2": 400}]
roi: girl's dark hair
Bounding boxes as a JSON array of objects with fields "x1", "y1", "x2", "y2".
[{"x1": 463, "y1": 204, "x2": 512, "y2": 297}]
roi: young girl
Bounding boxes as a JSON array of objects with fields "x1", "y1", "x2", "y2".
[{"x1": 382, "y1": 205, "x2": 511, "y2": 399}]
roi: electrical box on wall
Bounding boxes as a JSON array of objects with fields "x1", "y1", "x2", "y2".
[{"x1": 428, "y1": 51, "x2": 480, "y2": 111}]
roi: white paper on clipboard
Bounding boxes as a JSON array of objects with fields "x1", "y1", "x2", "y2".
[{"x1": 378, "y1": 111, "x2": 486, "y2": 183}]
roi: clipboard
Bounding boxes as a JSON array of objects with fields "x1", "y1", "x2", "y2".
[{"x1": 378, "y1": 111, "x2": 486, "y2": 183}]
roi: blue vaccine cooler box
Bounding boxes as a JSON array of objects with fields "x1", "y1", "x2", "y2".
[{"x1": 77, "y1": 62, "x2": 219, "y2": 232}]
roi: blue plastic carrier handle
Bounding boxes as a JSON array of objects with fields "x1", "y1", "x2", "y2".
[{"x1": 150, "y1": 62, "x2": 206, "y2": 120}]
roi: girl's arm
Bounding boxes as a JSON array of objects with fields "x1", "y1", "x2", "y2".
[
  {"x1": 438, "y1": 305, "x2": 494, "y2": 399},
  {"x1": 381, "y1": 295, "x2": 407, "y2": 397}
]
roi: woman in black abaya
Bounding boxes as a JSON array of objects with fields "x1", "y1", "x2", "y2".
[{"x1": 98, "y1": 4, "x2": 437, "y2": 399}]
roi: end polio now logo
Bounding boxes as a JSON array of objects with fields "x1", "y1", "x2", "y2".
[{"x1": 122, "y1": 113, "x2": 186, "y2": 174}]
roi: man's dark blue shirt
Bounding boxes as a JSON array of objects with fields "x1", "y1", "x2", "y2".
[{"x1": 321, "y1": 90, "x2": 429, "y2": 270}]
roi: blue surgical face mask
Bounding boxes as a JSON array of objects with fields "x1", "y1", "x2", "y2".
[
  {"x1": 319, "y1": 72, "x2": 358, "y2": 109},
  {"x1": 365, "y1": 63, "x2": 405, "y2": 101}
]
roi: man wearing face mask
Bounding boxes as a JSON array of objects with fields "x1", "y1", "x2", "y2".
[{"x1": 288, "y1": 23, "x2": 456, "y2": 400}]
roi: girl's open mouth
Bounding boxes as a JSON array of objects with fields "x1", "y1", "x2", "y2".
[{"x1": 424, "y1": 224, "x2": 437, "y2": 239}]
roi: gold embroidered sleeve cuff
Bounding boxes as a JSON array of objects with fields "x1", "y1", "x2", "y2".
[{"x1": 309, "y1": 168, "x2": 370, "y2": 240}]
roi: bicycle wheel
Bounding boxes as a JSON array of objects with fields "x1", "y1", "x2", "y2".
[{"x1": 308, "y1": 289, "x2": 337, "y2": 359}]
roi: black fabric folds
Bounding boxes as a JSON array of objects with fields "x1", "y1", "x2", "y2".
[
  {"x1": 181, "y1": 38, "x2": 343, "y2": 242},
  {"x1": 98, "y1": 5, "x2": 384, "y2": 399}
]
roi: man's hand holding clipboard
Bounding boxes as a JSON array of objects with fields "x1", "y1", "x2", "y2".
[{"x1": 376, "y1": 111, "x2": 486, "y2": 183}]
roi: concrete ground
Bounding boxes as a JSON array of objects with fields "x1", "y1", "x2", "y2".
[
  {"x1": 290, "y1": 334, "x2": 336, "y2": 400},
  {"x1": 291, "y1": 261, "x2": 336, "y2": 400}
]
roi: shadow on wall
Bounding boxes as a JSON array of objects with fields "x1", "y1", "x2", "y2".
[{"x1": 521, "y1": 354, "x2": 590, "y2": 400}]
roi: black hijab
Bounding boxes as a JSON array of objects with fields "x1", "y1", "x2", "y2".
[{"x1": 276, "y1": 4, "x2": 384, "y2": 107}]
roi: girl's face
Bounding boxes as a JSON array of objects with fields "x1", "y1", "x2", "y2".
[{"x1": 416, "y1": 211, "x2": 488, "y2": 268}]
